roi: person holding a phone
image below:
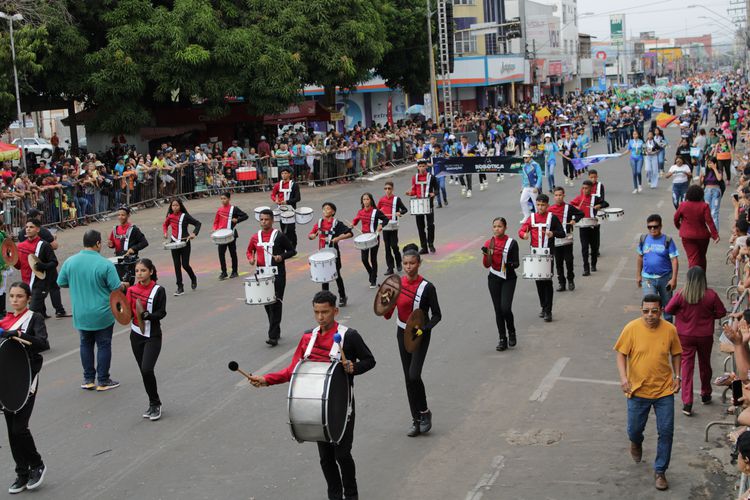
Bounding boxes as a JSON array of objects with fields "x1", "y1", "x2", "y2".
[{"x1": 636, "y1": 214, "x2": 679, "y2": 322}]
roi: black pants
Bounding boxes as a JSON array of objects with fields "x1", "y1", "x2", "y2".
[
  {"x1": 29, "y1": 285, "x2": 47, "y2": 315},
  {"x1": 45, "y1": 273, "x2": 65, "y2": 315},
  {"x1": 580, "y1": 227, "x2": 600, "y2": 271},
  {"x1": 487, "y1": 274, "x2": 516, "y2": 339},
  {"x1": 281, "y1": 222, "x2": 297, "y2": 249},
  {"x1": 415, "y1": 213, "x2": 435, "y2": 251},
  {"x1": 171, "y1": 243, "x2": 196, "y2": 288},
  {"x1": 322, "y1": 256, "x2": 346, "y2": 299},
  {"x1": 217, "y1": 240, "x2": 238, "y2": 275},
  {"x1": 553, "y1": 244, "x2": 574, "y2": 286},
  {"x1": 563, "y1": 158, "x2": 575, "y2": 180},
  {"x1": 130, "y1": 333, "x2": 162, "y2": 406},
  {"x1": 719, "y1": 158, "x2": 732, "y2": 182},
  {"x1": 360, "y1": 244, "x2": 379, "y2": 285},
  {"x1": 382, "y1": 230, "x2": 401, "y2": 271},
  {"x1": 265, "y1": 276, "x2": 286, "y2": 340},
  {"x1": 478, "y1": 173, "x2": 487, "y2": 184},
  {"x1": 535, "y1": 279, "x2": 554, "y2": 313},
  {"x1": 397, "y1": 327, "x2": 431, "y2": 419},
  {"x1": 317, "y1": 405, "x2": 356, "y2": 500},
  {"x1": 4, "y1": 389, "x2": 43, "y2": 478},
  {"x1": 459, "y1": 174, "x2": 472, "y2": 190}
]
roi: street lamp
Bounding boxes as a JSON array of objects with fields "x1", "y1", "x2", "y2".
[{"x1": 0, "y1": 12, "x2": 26, "y2": 172}]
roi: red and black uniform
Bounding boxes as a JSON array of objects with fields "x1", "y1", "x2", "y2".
[
  {"x1": 264, "y1": 322, "x2": 375, "y2": 500},
  {"x1": 482, "y1": 235, "x2": 520, "y2": 345},
  {"x1": 271, "y1": 179, "x2": 301, "y2": 249},
  {"x1": 548, "y1": 202, "x2": 584, "y2": 290},
  {"x1": 376, "y1": 194, "x2": 408, "y2": 273},
  {"x1": 126, "y1": 280, "x2": 167, "y2": 407},
  {"x1": 518, "y1": 212, "x2": 566, "y2": 317},
  {"x1": 570, "y1": 191, "x2": 608, "y2": 273},
  {"x1": 108, "y1": 223, "x2": 149, "y2": 285},
  {"x1": 162, "y1": 211, "x2": 201, "y2": 290},
  {"x1": 246, "y1": 229, "x2": 296, "y2": 342},
  {"x1": 351, "y1": 207, "x2": 389, "y2": 286},
  {"x1": 309, "y1": 217, "x2": 353, "y2": 300},
  {"x1": 17, "y1": 227, "x2": 65, "y2": 318},
  {"x1": 212, "y1": 204, "x2": 249, "y2": 277},
  {"x1": 408, "y1": 173, "x2": 438, "y2": 252},
  {"x1": 15, "y1": 237, "x2": 57, "y2": 314}
]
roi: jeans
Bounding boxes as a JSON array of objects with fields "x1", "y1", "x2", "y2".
[
  {"x1": 627, "y1": 394, "x2": 674, "y2": 473},
  {"x1": 546, "y1": 160, "x2": 556, "y2": 190},
  {"x1": 643, "y1": 273, "x2": 673, "y2": 322},
  {"x1": 629, "y1": 157, "x2": 643, "y2": 190},
  {"x1": 644, "y1": 155, "x2": 659, "y2": 188},
  {"x1": 671, "y1": 181, "x2": 688, "y2": 208},
  {"x1": 436, "y1": 176, "x2": 447, "y2": 206},
  {"x1": 607, "y1": 135, "x2": 618, "y2": 154},
  {"x1": 657, "y1": 149, "x2": 666, "y2": 172},
  {"x1": 704, "y1": 187, "x2": 721, "y2": 231},
  {"x1": 79, "y1": 323, "x2": 115, "y2": 384}
]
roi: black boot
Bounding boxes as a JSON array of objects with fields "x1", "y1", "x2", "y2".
[
  {"x1": 556, "y1": 282, "x2": 566, "y2": 292},
  {"x1": 508, "y1": 331, "x2": 517, "y2": 347},
  {"x1": 496, "y1": 337, "x2": 508, "y2": 351},
  {"x1": 407, "y1": 419, "x2": 421, "y2": 437},
  {"x1": 582, "y1": 266, "x2": 591, "y2": 277},
  {"x1": 568, "y1": 280, "x2": 575, "y2": 291},
  {"x1": 419, "y1": 410, "x2": 432, "y2": 434}
]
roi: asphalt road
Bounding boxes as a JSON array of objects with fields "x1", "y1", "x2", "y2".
[{"x1": 0, "y1": 124, "x2": 740, "y2": 499}]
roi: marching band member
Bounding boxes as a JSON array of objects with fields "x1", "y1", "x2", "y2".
[
  {"x1": 212, "y1": 192, "x2": 249, "y2": 280},
  {"x1": 588, "y1": 169, "x2": 606, "y2": 204},
  {"x1": 2, "y1": 282, "x2": 49, "y2": 494},
  {"x1": 407, "y1": 160, "x2": 438, "y2": 254},
  {"x1": 571, "y1": 180, "x2": 609, "y2": 276},
  {"x1": 518, "y1": 194, "x2": 566, "y2": 322},
  {"x1": 126, "y1": 259, "x2": 167, "y2": 421},
  {"x1": 457, "y1": 135, "x2": 474, "y2": 198},
  {"x1": 519, "y1": 150, "x2": 543, "y2": 222},
  {"x1": 162, "y1": 199, "x2": 201, "y2": 296},
  {"x1": 351, "y1": 193, "x2": 389, "y2": 288},
  {"x1": 482, "y1": 217, "x2": 520, "y2": 351},
  {"x1": 247, "y1": 209, "x2": 297, "y2": 346},
  {"x1": 249, "y1": 290, "x2": 375, "y2": 500},
  {"x1": 107, "y1": 206, "x2": 149, "y2": 285},
  {"x1": 549, "y1": 187, "x2": 584, "y2": 292},
  {"x1": 308, "y1": 202, "x2": 353, "y2": 307},
  {"x1": 377, "y1": 181, "x2": 408, "y2": 275},
  {"x1": 15, "y1": 220, "x2": 57, "y2": 314},
  {"x1": 383, "y1": 243, "x2": 442, "y2": 436},
  {"x1": 271, "y1": 166, "x2": 301, "y2": 250}
]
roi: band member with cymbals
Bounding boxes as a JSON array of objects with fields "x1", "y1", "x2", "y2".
[
  {"x1": 126, "y1": 259, "x2": 167, "y2": 421},
  {"x1": 518, "y1": 194, "x2": 566, "y2": 322},
  {"x1": 2, "y1": 282, "x2": 49, "y2": 493},
  {"x1": 15, "y1": 220, "x2": 57, "y2": 315},
  {"x1": 482, "y1": 217, "x2": 520, "y2": 351},
  {"x1": 271, "y1": 166, "x2": 301, "y2": 250},
  {"x1": 213, "y1": 192, "x2": 249, "y2": 280},
  {"x1": 248, "y1": 290, "x2": 375, "y2": 500},
  {"x1": 162, "y1": 198, "x2": 201, "y2": 296},
  {"x1": 548, "y1": 187, "x2": 584, "y2": 292},
  {"x1": 383, "y1": 243, "x2": 442, "y2": 436},
  {"x1": 309, "y1": 202, "x2": 353, "y2": 307},
  {"x1": 247, "y1": 209, "x2": 297, "y2": 346},
  {"x1": 0, "y1": 223, "x2": 9, "y2": 316},
  {"x1": 107, "y1": 206, "x2": 149, "y2": 285},
  {"x1": 351, "y1": 193, "x2": 389, "y2": 288},
  {"x1": 571, "y1": 180, "x2": 609, "y2": 276},
  {"x1": 377, "y1": 181, "x2": 408, "y2": 275},
  {"x1": 407, "y1": 160, "x2": 438, "y2": 254}
]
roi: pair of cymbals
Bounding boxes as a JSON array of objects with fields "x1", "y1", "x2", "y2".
[
  {"x1": 110, "y1": 290, "x2": 145, "y2": 326},
  {"x1": 28, "y1": 254, "x2": 45, "y2": 280},
  {"x1": 373, "y1": 274, "x2": 401, "y2": 316},
  {"x1": 1, "y1": 239, "x2": 17, "y2": 266},
  {"x1": 404, "y1": 309, "x2": 426, "y2": 354}
]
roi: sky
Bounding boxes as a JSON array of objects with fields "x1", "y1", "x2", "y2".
[{"x1": 577, "y1": 0, "x2": 739, "y2": 50}]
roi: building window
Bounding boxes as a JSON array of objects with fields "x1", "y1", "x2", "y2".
[
  {"x1": 453, "y1": 0, "x2": 475, "y2": 4},
  {"x1": 455, "y1": 31, "x2": 477, "y2": 55}
]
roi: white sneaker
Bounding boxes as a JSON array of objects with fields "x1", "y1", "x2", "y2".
[
  {"x1": 467, "y1": 190, "x2": 472, "y2": 198},
  {"x1": 448, "y1": 178, "x2": 455, "y2": 185},
  {"x1": 632, "y1": 188, "x2": 638, "y2": 194},
  {"x1": 461, "y1": 188, "x2": 467, "y2": 196},
  {"x1": 497, "y1": 176, "x2": 502, "y2": 183},
  {"x1": 638, "y1": 186, "x2": 643, "y2": 193},
  {"x1": 479, "y1": 184, "x2": 485, "y2": 191}
]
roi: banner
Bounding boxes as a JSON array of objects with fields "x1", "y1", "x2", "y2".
[
  {"x1": 571, "y1": 154, "x2": 622, "y2": 171},
  {"x1": 432, "y1": 153, "x2": 544, "y2": 177},
  {"x1": 655, "y1": 112, "x2": 678, "y2": 129}
]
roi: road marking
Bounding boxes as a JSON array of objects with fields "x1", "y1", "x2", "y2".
[
  {"x1": 558, "y1": 376, "x2": 620, "y2": 386},
  {"x1": 601, "y1": 256, "x2": 627, "y2": 293},
  {"x1": 465, "y1": 455, "x2": 505, "y2": 500},
  {"x1": 657, "y1": 200, "x2": 665, "y2": 208},
  {"x1": 596, "y1": 295, "x2": 606, "y2": 308},
  {"x1": 529, "y1": 357, "x2": 569, "y2": 402},
  {"x1": 364, "y1": 162, "x2": 416, "y2": 181},
  {"x1": 234, "y1": 345, "x2": 298, "y2": 387},
  {"x1": 45, "y1": 327, "x2": 130, "y2": 366}
]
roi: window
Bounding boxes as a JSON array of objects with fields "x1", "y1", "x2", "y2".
[{"x1": 454, "y1": 31, "x2": 477, "y2": 55}]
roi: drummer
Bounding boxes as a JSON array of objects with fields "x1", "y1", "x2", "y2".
[
  {"x1": 548, "y1": 187, "x2": 584, "y2": 292},
  {"x1": 107, "y1": 206, "x2": 149, "y2": 284},
  {"x1": 377, "y1": 181, "x2": 408, "y2": 275},
  {"x1": 271, "y1": 166, "x2": 301, "y2": 250},
  {"x1": 482, "y1": 217, "x2": 520, "y2": 351},
  {"x1": 246, "y1": 209, "x2": 296, "y2": 346},
  {"x1": 407, "y1": 160, "x2": 438, "y2": 254},
  {"x1": 162, "y1": 198, "x2": 201, "y2": 296},
  {"x1": 382, "y1": 243, "x2": 442, "y2": 436},
  {"x1": 212, "y1": 192, "x2": 249, "y2": 280},
  {"x1": 518, "y1": 194, "x2": 566, "y2": 322},
  {"x1": 351, "y1": 193, "x2": 389, "y2": 288},
  {"x1": 2, "y1": 281, "x2": 49, "y2": 493},
  {"x1": 248, "y1": 290, "x2": 375, "y2": 500},
  {"x1": 15, "y1": 220, "x2": 57, "y2": 314},
  {"x1": 571, "y1": 180, "x2": 608, "y2": 276},
  {"x1": 308, "y1": 202, "x2": 353, "y2": 307}
]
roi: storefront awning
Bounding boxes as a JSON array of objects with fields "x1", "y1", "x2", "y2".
[
  {"x1": 263, "y1": 101, "x2": 331, "y2": 124},
  {"x1": 139, "y1": 124, "x2": 206, "y2": 140}
]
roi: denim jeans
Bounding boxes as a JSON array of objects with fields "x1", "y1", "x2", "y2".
[
  {"x1": 657, "y1": 149, "x2": 666, "y2": 171},
  {"x1": 436, "y1": 176, "x2": 447, "y2": 206},
  {"x1": 644, "y1": 155, "x2": 659, "y2": 188},
  {"x1": 671, "y1": 181, "x2": 688, "y2": 209},
  {"x1": 79, "y1": 323, "x2": 114, "y2": 384},
  {"x1": 546, "y1": 160, "x2": 556, "y2": 190},
  {"x1": 630, "y1": 157, "x2": 643, "y2": 190},
  {"x1": 607, "y1": 135, "x2": 617, "y2": 154},
  {"x1": 704, "y1": 187, "x2": 721, "y2": 231},
  {"x1": 643, "y1": 273, "x2": 673, "y2": 322},
  {"x1": 627, "y1": 394, "x2": 674, "y2": 473}
]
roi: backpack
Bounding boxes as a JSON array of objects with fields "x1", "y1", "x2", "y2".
[{"x1": 638, "y1": 233, "x2": 672, "y2": 253}]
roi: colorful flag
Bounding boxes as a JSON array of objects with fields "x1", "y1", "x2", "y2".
[
  {"x1": 535, "y1": 107, "x2": 551, "y2": 124},
  {"x1": 572, "y1": 154, "x2": 621, "y2": 171},
  {"x1": 655, "y1": 112, "x2": 678, "y2": 129}
]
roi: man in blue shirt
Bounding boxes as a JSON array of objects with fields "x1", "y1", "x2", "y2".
[
  {"x1": 636, "y1": 214, "x2": 679, "y2": 321},
  {"x1": 519, "y1": 150, "x2": 543, "y2": 222}
]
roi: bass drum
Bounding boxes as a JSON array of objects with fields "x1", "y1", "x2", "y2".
[
  {"x1": 287, "y1": 360, "x2": 351, "y2": 444},
  {"x1": 0, "y1": 338, "x2": 32, "y2": 413}
]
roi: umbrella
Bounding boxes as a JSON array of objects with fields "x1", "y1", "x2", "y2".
[
  {"x1": 0, "y1": 142, "x2": 20, "y2": 162},
  {"x1": 405, "y1": 104, "x2": 425, "y2": 115}
]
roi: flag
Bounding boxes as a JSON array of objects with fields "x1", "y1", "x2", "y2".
[
  {"x1": 572, "y1": 154, "x2": 621, "y2": 171},
  {"x1": 655, "y1": 112, "x2": 678, "y2": 129},
  {"x1": 535, "y1": 107, "x2": 551, "y2": 124}
]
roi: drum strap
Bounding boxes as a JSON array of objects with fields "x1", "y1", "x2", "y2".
[
  {"x1": 226, "y1": 206, "x2": 235, "y2": 230},
  {"x1": 131, "y1": 284, "x2": 160, "y2": 337},
  {"x1": 588, "y1": 195, "x2": 597, "y2": 218},
  {"x1": 397, "y1": 280, "x2": 429, "y2": 329},
  {"x1": 489, "y1": 238, "x2": 513, "y2": 279},
  {"x1": 415, "y1": 174, "x2": 431, "y2": 198},
  {"x1": 320, "y1": 218, "x2": 337, "y2": 247},
  {"x1": 390, "y1": 196, "x2": 398, "y2": 222},
  {"x1": 29, "y1": 240, "x2": 43, "y2": 289},
  {"x1": 563, "y1": 204, "x2": 570, "y2": 234},
  {"x1": 172, "y1": 214, "x2": 186, "y2": 242},
  {"x1": 302, "y1": 324, "x2": 349, "y2": 360},
  {"x1": 280, "y1": 181, "x2": 293, "y2": 201},
  {"x1": 368, "y1": 210, "x2": 377, "y2": 233},
  {"x1": 532, "y1": 213, "x2": 552, "y2": 248},
  {"x1": 257, "y1": 229, "x2": 278, "y2": 267}
]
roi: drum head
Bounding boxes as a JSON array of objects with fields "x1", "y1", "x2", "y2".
[
  {"x1": 1, "y1": 238, "x2": 18, "y2": 267},
  {"x1": 213, "y1": 229, "x2": 233, "y2": 238},
  {"x1": 309, "y1": 250, "x2": 336, "y2": 262},
  {"x1": 0, "y1": 338, "x2": 31, "y2": 413},
  {"x1": 325, "y1": 363, "x2": 351, "y2": 444}
]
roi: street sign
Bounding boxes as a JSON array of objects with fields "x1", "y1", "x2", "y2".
[
  {"x1": 596, "y1": 51, "x2": 607, "y2": 61},
  {"x1": 610, "y1": 14, "x2": 624, "y2": 47}
]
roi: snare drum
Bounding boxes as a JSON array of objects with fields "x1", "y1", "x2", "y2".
[
  {"x1": 244, "y1": 275, "x2": 276, "y2": 305},
  {"x1": 601, "y1": 208, "x2": 624, "y2": 221},
  {"x1": 555, "y1": 233, "x2": 574, "y2": 246},
  {"x1": 353, "y1": 233, "x2": 378, "y2": 250},
  {"x1": 254, "y1": 206, "x2": 271, "y2": 221},
  {"x1": 163, "y1": 240, "x2": 187, "y2": 251},
  {"x1": 410, "y1": 198, "x2": 431, "y2": 215},
  {"x1": 288, "y1": 360, "x2": 351, "y2": 444},
  {"x1": 522, "y1": 247, "x2": 554, "y2": 279},
  {"x1": 295, "y1": 207, "x2": 314, "y2": 225},
  {"x1": 309, "y1": 250, "x2": 338, "y2": 283},
  {"x1": 211, "y1": 228, "x2": 235, "y2": 245},
  {"x1": 382, "y1": 219, "x2": 399, "y2": 231},
  {"x1": 577, "y1": 217, "x2": 599, "y2": 228},
  {"x1": 279, "y1": 206, "x2": 297, "y2": 225}
]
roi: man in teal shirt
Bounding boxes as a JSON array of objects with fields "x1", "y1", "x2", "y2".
[{"x1": 58, "y1": 230, "x2": 125, "y2": 391}]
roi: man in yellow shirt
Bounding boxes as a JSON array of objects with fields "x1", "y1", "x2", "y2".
[{"x1": 614, "y1": 294, "x2": 681, "y2": 491}]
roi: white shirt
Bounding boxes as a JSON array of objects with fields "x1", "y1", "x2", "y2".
[{"x1": 668, "y1": 164, "x2": 691, "y2": 184}]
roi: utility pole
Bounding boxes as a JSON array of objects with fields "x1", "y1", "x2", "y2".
[
  {"x1": 426, "y1": 0, "x2": 439, "y2": 122},
  {"x1": 0, "y1": 12, "x2": 26, "y2": 172},
  {"x1": 436, "y1": 0, "x2": 454, "y2": 132}
]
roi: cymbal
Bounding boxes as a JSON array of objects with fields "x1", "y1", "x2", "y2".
[
  {"x1": 403, "y1": 309, "x2": 425, "y2": 354},
  {"x1": 27, "y1": 254, "x2": 45, "y2": 280},
  {"x1": 109, "y1": 290, "x2": 132, "y2": 325},
  {"x1": 135, "y1": 297, "x2": 145, "y2": 329},
  {"x1": 373, "y1": 274, "x2": 401, "y2": 316},
  {"x1": 1, "y1": 238, "x2": 17, "y2": 267}
]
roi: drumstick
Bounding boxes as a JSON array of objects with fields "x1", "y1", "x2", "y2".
[
  {"x1": 337, "y1": 217, "x2": 363, "y2": 235},
  {"x1": 228, "y1": 361, "x2": 253, "y2": 380},
  {"x1": 11, "y1": 336, "x2": 31, "y2": 346},
  {"x1": 333, "y1": 333, "x2": 348, "y2": 364}
]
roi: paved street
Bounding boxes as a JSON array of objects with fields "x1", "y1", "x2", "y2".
[{"x1": 0, "y1": 126, "x2": 739, "y2": 499}]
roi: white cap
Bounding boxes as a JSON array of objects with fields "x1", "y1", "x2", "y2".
[
  {"x1": 544, "y1": 133, "x2": 552, "y2": 138},
  {"x1": 522, "y1": 150, "x2": 533, "y2": 158},
  {"x1": 448, "y1": 134, "x2": 456, "y2": 140}
]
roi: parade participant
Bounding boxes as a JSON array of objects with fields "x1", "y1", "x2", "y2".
[
  {"x1": 162, "y1": 198, "x2": 201, "y2": 296},
  {"x1": 588, "y1": 169, "x2": 606, "y2": 206},
  {"x1": 643, "y1": 130, "x2": 662, "y2": 189},
  {"x1": 249, "y1": 291, "x2": 375, "y2": 500},
  {"x1": 457, "y1": 135, "x2": 473, "y2": 198},
  {"x1": 560, "y1": 131, "x2": 577, "y2": 186},
  {"x1": 672, "y1": 185, "x2": 719, "y2": 271},
  {"x1": 383, "y1": 243, "x2": 442, "y2": 436},
  {"x1": 247, "y1": 209, "x2": 297, "y2": 346},
  {"x1": 351, "y1": 193, "x2": 389, "y2": 288},
  {"x1": 377, "y1": 181, "x2": 408, "y2": 275},
  {"x1": 271, "y1": 166, "x2": 301, "y2": 250},
  {"x1": 628, "y1": 130, "x2": 645, "y2": 194},
  {"x1": 518, "y1": 194, "x2": 566, "y2": 322},
  {"x1": 654, "y1": 128, "x2": 668, "y2": 175},
  {"x1": 665, "y1": 158, "x2": 692, "y2": 208},
  {"x1": 308, "y1": 202, "x2": 353, "y2": 307},
  {"x1": 519, "y1": 150, "x2": 543, "y2": 222},
  {"x1": 0, "y1": 224, "x2": 9, "y2": 316},
  {"x1": 126, "y1": 259, "x2": 167, "y2": 421},
  {"x1": 636, "y1": 214, "x2": 679, "y2": 322},
  {"x1": 571, "y1": 180, "x2": 608, "y2": 276},
  {"x1": 107, "y1": 206, "x2": 149, "y2": 285},
  {"x1": 481, "y1": 217, "x2": 520, "y2": 351},
  {"x1": 15, "y1": 220, "x2": 57, "y2": 314},
  {"x1": 2, "y1": 282, "x2": 49, "y2": 494},
  {"x1": 428, "y1": 141, "x2": 448, "y2": 208},
  {"x1": 407, "y1": 160, "x2": 438, "y2": 254},
  {"x1": 212, "y1": 192, "x2": 249, "y2": 280},
  {"x1": 549, "y1": 187, "x2": 584, "y2": 291},
  {"x1": 543, "y1": 133, "x2": 559, "y2": 192}
]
